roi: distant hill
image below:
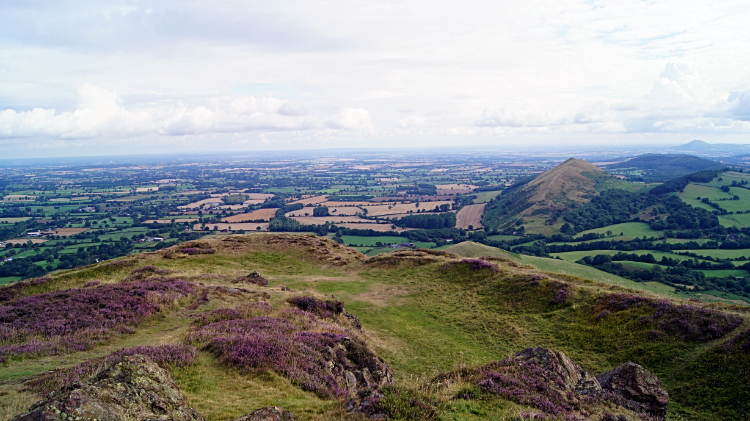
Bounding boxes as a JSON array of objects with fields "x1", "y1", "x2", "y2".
[
  {"x1": 676, "y1": 140, "x2": 714, "y2": 151},
  {"x1": 605, "y1": 154, "x2": 724, "y2": 182},
  {"x1": 675, "y1": 139, "x2": 750, "y2": 153},
  {"x1": 482, "y1": 158, "x2": 612, "y2": 230}
]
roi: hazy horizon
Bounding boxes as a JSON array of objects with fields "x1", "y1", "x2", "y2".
[{"x1": 1, "y1": 1, "x2": 749, "y2": 159}]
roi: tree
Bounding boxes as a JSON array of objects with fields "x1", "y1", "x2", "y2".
[{"x1": 313, "y1": 206, "x2": 330, "y2": 217}]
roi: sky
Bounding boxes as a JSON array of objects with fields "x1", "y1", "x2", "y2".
[{"x1": 1, "y1": 0, "x2": 750, "y2": 158}]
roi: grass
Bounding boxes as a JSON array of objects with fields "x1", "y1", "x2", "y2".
[
  {"x1": 0, "y1": 276, "x2": 23, "y2": 286},
  {"x1": 576, "y1": 222, "x2": 659, "y2": 240},
  {"x1": 471, "y1": 190, "x2": 503, "y2": 203},
  {"x1": 0, "y1": 217, "x2": 30, "y2": 223},
  {"x1": 341, "y1": 235, "x2": 404, "y2": 246},
  {"x1": 718, "y1": 213, "x2": 750, "y2": 228},
  {"x1": 551, "y1": 249, "x2": 714, "y2": 264},
  {"x1": 2, "y1": 234, "x2": 749, "y2": 420},
  {"x1": 681, "y1": 249, "x2": 750, "y2": 259}
]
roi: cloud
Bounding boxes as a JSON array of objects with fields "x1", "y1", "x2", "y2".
[
  {"x1": 397, "y1": 115, "x2": 427, "y2": 128},
  {"x1": 728, "y1": 90, "x2": 750, "y2": 121},
  {"x1": 0, "y1": 85, "x2": 372, "y2": 139},
  {"x1": 325, "y1": 108, "x2": 372, "y2": 130},
  {"x1": 474, "y1": 62, "x2": 750, "y2": 135},
  {"x1": 476, "y1": 108, "x2": 570, "y2": 128}
]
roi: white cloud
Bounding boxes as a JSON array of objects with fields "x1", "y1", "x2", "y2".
[
  {"x1": 2, "y1": 1, "x2": 750, "y2": 156},
  {"x1": 325, "y1": 108, "x2": 373, "y2": 130},
  {"x1": 0, "y1": 85, "x2": 372, "y2": 140}
]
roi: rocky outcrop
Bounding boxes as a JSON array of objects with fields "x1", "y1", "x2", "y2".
[
  {"x1": 438, "y1": 347, "x2": 668, "y2": 420},
  {"x1": 598, "y1": 362, "x2": 669, "y2": 418},
  {"x1": 329, "y1": 337, "x2": 394, "y2": 397},
  {"x1": 508, "y1": 347, "x2": 602, "y2": 396},
  {"x1": 12, "y1": 355, "x2": 204, "y2": 421},
  {"x1": 234, "y1": 271, "x2": 268, "y2": 286},
  {"x1": 231, "y1": 407, "x2": 295, "y2": 421}
]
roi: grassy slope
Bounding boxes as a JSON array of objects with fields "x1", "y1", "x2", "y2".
[{"x1": 2, "y1": 235, "x2": 749, "y2": 420}]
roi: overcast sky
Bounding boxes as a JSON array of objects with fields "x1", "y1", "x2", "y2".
[{"x1": 1, "y1": 0, "x2": 749, "y2": 158}]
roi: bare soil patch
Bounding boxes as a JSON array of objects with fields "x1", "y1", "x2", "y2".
[
  {"x1": 289, "y1": 215, "x2": 368, "y2": 224},
  {"x1": 51, "y1": 227, "x2": 89, "y2": 235},
  {"x1": 365, "y1": 201, "x2": 453, "y2": 216},
  {"x1": 5, "y1": 238, "x2": 48, "y2": 245},
  {"x1": 222, "y1": 208, "x2": 278, "y2": 222},
  {"x1": 354, "y1": 285, "x2": 414, "y2": 307},
  {"x1": 286, "y1": 206, "x2": 363, "y2": 217},
  {"x1": 334, "y1": 223, "x2": 411, "y2": 232},
  {"x1": 456, "y1": 203, "x2": 486, "y2": 229},
  {"x1": 290, "y1": 195, "x2": 329, "y2": 205},
  {"x1": 194, "y1": 223, "x2": 269, "y2": 231}
]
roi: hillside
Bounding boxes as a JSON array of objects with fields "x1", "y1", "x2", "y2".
[
  {"x1": 481, "y1": 158, "x2": 620, "y2": 232},
  {"x1": 605, "y1": 154, "x2": 724, "y2": 182},
  {"x1": 2, "y1": 234, "x2": 749, "y2": 420}
]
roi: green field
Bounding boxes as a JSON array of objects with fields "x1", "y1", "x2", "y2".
[
  {"x1": 718, "y1": 213, "x2": 750, "y2": 228},
  {"x1": 551, "y1": 249, "x2": 714, "y2": 264},
  {"x1": 576, "y1": 222, "x2": 658, "y2": 240},
  {"x1": 681, "y1": 249, "x2": 750, "y2": 260},
  {"x1": 0, "y1": 217, "x2": 30, "y2": 223},
  {"x1": 471, "y1": 190, "x2": 503, "y2": 203},
  {"x1": 0, "y1": 276, "x2": 23, "y2": 285},
  {"x1": 341, "y1": 235, "x2": 406, "y2": 246}
]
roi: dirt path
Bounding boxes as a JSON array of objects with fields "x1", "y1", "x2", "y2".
[{"x1": 456, "y1": 203, "x2": 486, "y2": 229}]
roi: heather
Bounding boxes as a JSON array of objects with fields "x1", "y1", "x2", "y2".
[
  {"x1": 179, "y1": 244, "x2": 217, "y2": 255},
  {"x1": 596, "y1": 293, "x2": 743, "y2": 341},
  {"x1": 26, "y1": 344, "x2": 197, "y2": 395},
  {"x1": 0, "y1": 278, "x2": 195, "y2": 362},
  {"x1": 443, "y1": 258, "x2": 499, "y2": 272},
  {"x1": 439, "y1": 361, "x2": 585, "y2": 420},
  {"x1": 0, "y1": 277, "x2": 50, "y2": 304},
  {"x1": 286, "y1": 296, "x2": 344, "y2": 318},
  {"x1": 187, "y1": 306, "x2": 389, "y2": 399},
  {"x1": 192, "y1": 302, "x2": 273, "y2": 327}
]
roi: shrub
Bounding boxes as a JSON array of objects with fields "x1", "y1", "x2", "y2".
[
  {"x1": 25, "y1": 344, "x2": 197, "y2": 394},
  {"x1": 444, "y1": 258, "x2": 499, "y2": 273},
  {"x1": 193, "y1": 302, "x2": 273, "y2": 327},
  {"x1": 0, "y1": 278, "x2": 195, "y2": 361},
  {"x1": 187, "y1": 310, "x2": 385, "y2": 399},
  {"x1": 597, "y1": 293, "x2": 742, "y2": 341},
  {"x1": 287, "y1": 296, "x2": 344, "y2": 318}
]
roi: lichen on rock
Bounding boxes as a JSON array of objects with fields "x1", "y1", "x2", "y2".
[{"x1": 12, "y1": 355, "x2": 204, "y2": 421}]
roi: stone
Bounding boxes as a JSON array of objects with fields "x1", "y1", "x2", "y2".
[
  {"x1": 11, "y1": 355, "x2": 204, "y2": 421},
  {"x1": 597, "y1": 362, "x2": 669, "y2": 418},
  {"x1": 509, "y1": 347, "x2": 602, "y2": 395},
  {"x1": 231, "y1": 407, "x2": 295, "y2": 421}
]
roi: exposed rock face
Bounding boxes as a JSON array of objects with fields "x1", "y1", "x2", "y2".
[
  {"x1": 598, "y1": 362, "x2": 669, "y2": 417},
  {"x1": 509, "y1": 347, "x2": 602, "y2": 395},
  {"x1": 329, "y1": 337, "x2": 394, "y2": 397},
  {"x1": 231, "y1": 407, "x2": 295, "y2": 421},
  {"x1": 12, "y1": 355, "x2": 204, "y2": 421}
]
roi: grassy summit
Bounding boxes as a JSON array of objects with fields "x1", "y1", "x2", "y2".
[
  {"x1": 482, "y1": 158, "x2": 632, "y2": 232},
  {"x1": 1, "y1": 234, "x2": 749, "y2": 420}
]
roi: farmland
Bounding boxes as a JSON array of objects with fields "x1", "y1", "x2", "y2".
[{"x1": 3, "y1": 151, "x2": 750, "y2": 306}]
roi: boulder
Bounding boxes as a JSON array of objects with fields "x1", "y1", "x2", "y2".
[
  {"x1": 597, "y1": 362, "x2": 669, "y2": 418},
  {"x1": 509, "y1": 347, "x2": 602, "y2": 395},
  {"x1": 329, "y1": 337, "x2": 394, "y2": 397},
  {"x1": 231, "y1": 407, "x2": 295, "y2": 421},
  {"x1": 12, "y1": 355, "x2": 204, "y2": 421}
]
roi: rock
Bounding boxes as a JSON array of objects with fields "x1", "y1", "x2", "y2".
[
  {"x1": 509, "y1": 347, "x2": 602, "y2": 395},
  {"x1": 231, "y1": 407, "x2": 295, "y2": 421},
  {"x1": 11, "y1": 355, "x2": 204, "y2": 421},
  {"x1": 597, "y1": 362, "x2": 669, "y2": 418},
  {"x1": 345, "y1": 390, "x2": 388, "y2": 419},
  {"x1": 329, "y1": 337, "x2": 394, "y2": 398},
  {"x1": 345, "y1": 311, "x2": 363, "y2": 330}
]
